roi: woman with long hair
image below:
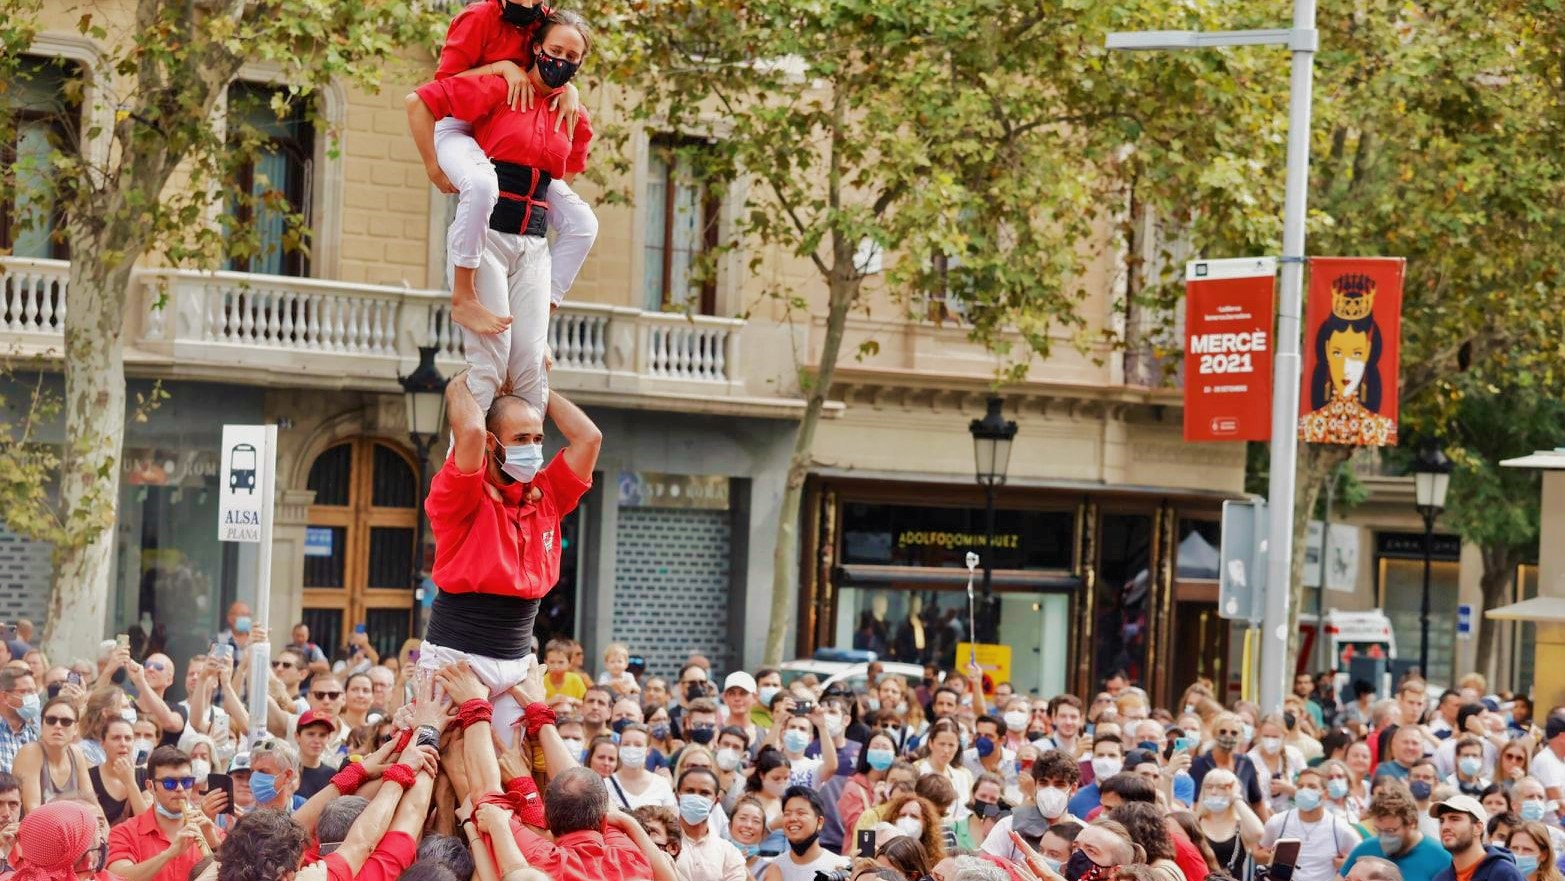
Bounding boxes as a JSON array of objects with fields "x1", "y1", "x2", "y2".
[
  {"x1": 1508, "y1": 821, "x2": 1565, "y2": 881},
  {"x1": 880, "y1": 793, "x2": 947, "y2": 865},
  {"x1": 87, "y1": 717, "x2": 148, "y2": 825},
  {"x1": 1500, "y1": 737, "x2": 1534, "y2": 786},
  {"x1": 13, "y1": 696, "x2": 92, "y2": 812},
  {"x1": 1113, "y1": 802, "x2": 1187, "y2": 881},
  {"x1": 727, "y1": 796, "x2": 773, "y2": 877},
  {"x1": 608, "y1": 723, "x2": 675, "y2": 810},
  {"x1": 840, "y1": 729, "x2": 899, "y2": 835},
  {"x1": 873, "y1": 676, "x2": 927, "y2": 755},
  {"x1": 1319, "y1": 759, "x2": 1364, "y2": 824},
  {"x1": 586, "y1": 735, "x2": 619, "y2": 779},
  {"x1": 744, "y1": 747, "x2": 792, "y2": 856},
  {"x1": 1167, "y1": 811, "x2": 1224, "y2": 877},
  {"x1": 1195, "y1": 769, "x2": 1263, "y2": 881},
  {"x1": 1247, "y1": 713, "x2": 1306, "y2": 814},
  {"x1": 915, "y1": 719, "x2": 973, "y2": 816}
]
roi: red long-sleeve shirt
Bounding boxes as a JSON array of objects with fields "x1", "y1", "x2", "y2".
[
  {"x1": 416, "y1": 75, "x2": 592, "y2": 179},
  {"x1": 436, "y1": 0, "x2": 548, "y2": 79},
  {"x1": 514, "y1": 826, "x2": 652, "y2": 881}
]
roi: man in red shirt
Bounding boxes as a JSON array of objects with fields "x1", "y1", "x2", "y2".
[
  {"x1": 316, "y1": 744, "x2": 439, "y2": 881},
  {"x1": 512, "y1": 766, "x2": 651, "y2": 881},
  {"x1": 418, "y1": 373, "x2": 600, "y2": 743},
  {"x1": 107, "y1": 747, "x2": 219, "y2": 881}
]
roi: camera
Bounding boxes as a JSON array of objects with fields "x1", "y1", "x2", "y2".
[
  {"x1": 814, "y1": 872, "x2": 851, "y2": 881},
  {"x1": 794, "y1": 700, "x2": 814, "y2": 716}
]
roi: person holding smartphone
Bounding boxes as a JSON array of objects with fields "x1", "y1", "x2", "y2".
[{"x1": 1257, "y1": 767, "x2": 1361, "y2": 881}]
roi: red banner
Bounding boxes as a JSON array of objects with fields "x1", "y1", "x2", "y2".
[
  {"x1": 1299, "y1": 257, "x2": 1405, "y2": 447},
  {"x1": 1183, "y1": 258, "x2": 1277, "y2": 442}
]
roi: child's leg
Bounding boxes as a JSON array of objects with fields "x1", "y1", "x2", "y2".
[
  {"x1": 544, "y1": 179, "x2": 598, "y2": 306},
  {"x1": 505, "y1": 236, "x2": 554, "y2": 414},
  {"x1": 435, "y1": 126, "x2": 509, "y2": 335},
  {"x1": 460, "y1": 232, "x2": 515, "y2": 414}
]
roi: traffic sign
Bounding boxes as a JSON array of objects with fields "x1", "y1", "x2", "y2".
[
  {"x1": 1457, "y1": 604, "x2": 1473, "y2": 640},
  {"x1": 1219, "y1": 498, "x2": 1268, "y2": 623}
]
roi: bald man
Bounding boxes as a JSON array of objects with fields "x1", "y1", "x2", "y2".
[
  {"x1": 418, "y1": 372, "x2": 600, "y2": 742},
  {"x1": 128, "y1": 653, "x2": 188, "y2": 748}
]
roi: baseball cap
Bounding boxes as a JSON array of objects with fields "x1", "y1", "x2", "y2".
[
  {"x1": 1430, "y1": 794, "x2": 1488, "y2": 827},
  {"x1": 298, "y1": 710, "x2": 336, "y2": 732},
  {"x1": 229, "y1": 752, "x2": 253, "y2": 773},
  {"x1": 723, "y1": 671, "x2": 757, "y2": 695}
]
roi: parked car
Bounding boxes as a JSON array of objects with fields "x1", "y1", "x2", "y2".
[{"x1": 779, "y1": 648, "x2": 927, "y2": 695}]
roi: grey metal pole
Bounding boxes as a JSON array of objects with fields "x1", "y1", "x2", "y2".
[{"x1": 1259, "y1": 0, "x2": 1318, "y2": 715}]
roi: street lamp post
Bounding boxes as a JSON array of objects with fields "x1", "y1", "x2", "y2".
[
  {"x1": 1108, "y1": 0, "x2": 1318, "y2": 713},
  {"x1": 1412, "y1": 442, "x2": 1451, "y2": 677},
  {"x1": 400, "y1": 346, "x2": 448, "y2": 638},
  {"x1": 970, "y1": 396, "x2": 1017, "y2": 644}
]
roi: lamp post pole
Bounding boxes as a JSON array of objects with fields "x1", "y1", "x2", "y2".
[
  {"x1": 1108, "y1": 0, "x2": 1318, "y2": 713},
  {"x1": 970, "y1": 396, "x2": 1017, "y2": 646},
  {"x1": 400, "y1": 346, "x2": 448, "y2": 640},
  {"x1": 1412, "y1": 442, "x2": 1450, "y2": 678},
  {"x1": 983, "y1": 481, "x2": 997, "y2": 642},
  {"x1": 1419, "y1": 506, "x2": 1435, "y2": 676}
]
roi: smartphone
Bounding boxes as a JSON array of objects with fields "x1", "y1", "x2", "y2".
[
  {"x1": 67, "y1": 671, "x2": 83, "y2": 686},
  {"x1": 794, "y1": 700, "x2": 814, "y2": 716},
  {"x1": 856, "y1": 829, "x2": 877, "y2": 858},
  {"x1": 207, "y1": 773, "x2": 235, "y2": 814},
  {"x1": 1270, "y1": 837, "x2": 1301, "y2": 881},
  {"x1": 408, "y1": 648, "x2": 421, "y2": 664},
  {"x1": 1174, "y1": 736, "x2": 1199, "y2": 753},
  {"x1": 627, "y1": 655, "x2": 646, "y2": 676},
  {"x1": 116, "y1": 633, "x2": 130, "y2": 651}
]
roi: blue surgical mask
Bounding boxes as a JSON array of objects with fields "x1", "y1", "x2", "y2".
[
  {"x1": 1295, "y1": 788, "x2": 1323, "y2": 811},
  {"x1": 866, "y1": 748, "x2": 895, "y2": 771},
  {"x1": 1522, "y1": 799, "x2": 1547, "y2": 822},
  {"x1": 155, "y1": 803, "x2": 185, "y2": 821},
  {"x1": 1202, "y1": 795, "x2": 1232, "y2": 813},
  {"x1": 975, "y1": 735, "x2": 996, "y2": 758},
  {"x1": 1458, "y1": 756, "x2": 1484, "y2": 777},
  {"x1": 250, "y1": 770, "x2": 279, "y2": 806},
  {"x1": 678, "y1": 794, "x2": 714, "y2": 825},
  {"x1": 1516, "y1": 856, "x2": 1540, "y2": 876},
  {"x1": 499, "y1": 442, "x2": 544, "y2": 483},
  {"x1": 758, "y1": 686, "x2": 780, "y2": 707},
  {"x1": 1409, "y1": 781, "x2": 1432, "y2": 801},
  {"x1": 1328, "y1": 779, "x2": 1349, "y2": 799},
  {"x1": 783, "y1": 729, "x2": 811, "y2": 754},
  {"x1": 1042, "y1": 857, "x2": 1063, "y2": 874},
  {"x1": 733, "y1": 840, "x2": 761, "y2": 858},
  {"x1": 15, "y1": 693, "x2": 39, "y2": 722},
  {"x1": 1378, "y1": 833, "x2": 1404, "y2": 855}
]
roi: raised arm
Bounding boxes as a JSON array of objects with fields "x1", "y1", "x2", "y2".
[
  {"x1": 333, "y1": 745, "x2": 439, "y2": 875},
  {"x1": 128, "y1": 663, "x2": 185, "y2": 735},
  {"x1": 508, "y1": 663, "x2": 578, "y2": 780},
  {"x1": 548, "y1": 391, "x2": 601, "y2": 485},
  {"x1": 445, "y1": 369, "x2": 487, "y2": 475}
]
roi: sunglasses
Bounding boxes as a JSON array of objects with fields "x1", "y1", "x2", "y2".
[
  {"x1": 155, "y1": 776, "x2": 197, "y2": 791},
  {"x1": 312, "y1": 691, "x2": 343, "y2": 700},
  {"x1": 146, "y1": 662, "x2": 167, "y2": 672},
  {"x1": 43, "y1": 714, "x2": 77, "y2": 727},
  {"x1": 272, "y1": 660, "x2": 296, "y2": 669}
]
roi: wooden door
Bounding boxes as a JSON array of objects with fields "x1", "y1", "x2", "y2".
[{"x1": 301, "y1": 438, "x2": 419, "y2": 661}]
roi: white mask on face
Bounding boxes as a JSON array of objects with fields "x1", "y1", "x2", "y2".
[
  {"x1": 895, "y1": 816, "x2": 924, "y2": 838},
  {"x1": 1035, "y1": 786, "x2": 1069, "y2": 819},
  {"x1": 497, "y1": 441, "x2": 544, "y2": 483},
  {"x1": 1342, "y1": 358, "x2": 1367, "y2": 397}
]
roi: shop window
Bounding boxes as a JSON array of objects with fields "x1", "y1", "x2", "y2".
[
  {"x1": 643, "y1": 136, "x2": 719, "y2": 315},
  {"x1": 303, "y1": 438, "x2": 418, "y2": 660},
  {"x1": 2, "y1": 56, "x2": 80, "y2": 260},
  {"x1": 226, "y1": 81, "x2": 314, "y2": 277},
  {"x1": 1375, "y1": 531, "x2": 1461, "y2": 683},
  {"x1": 1095, "y1": 514, "x2": 1153, "y2": 688}
]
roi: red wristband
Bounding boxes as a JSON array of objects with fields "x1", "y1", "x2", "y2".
[
  {"x1": 523, "y1": 702, "x2": 556, "y2": 739},
  {"x1": 458, "y1": 699, "x2": 494, "y2": 730},
  {"x1": 394, "y1": 727, "x2": 415, "y2": 752},
  {"x1": 330, "y1": 762, "x2": 369, "y2": 796},
  {"x1": 382, "y1": 763, "x2": 417, "y2": 789}
]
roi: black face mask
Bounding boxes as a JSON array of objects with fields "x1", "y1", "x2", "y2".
[
  {"x1": 688, "y1": 726, "x2": 716, "y2": 745},
  {"x1": 788, "y1": 831, "x2": 819, "y2": 856},
  {"x1": 685, "y1": 682, "x2": 707, "y2": 702},
  {"x1": 611, "y1": 718, "x2": 631, "y2": 735},
  {"x1": 1064, "y1": 849, "x2": 1095, "y2": 881},
  {"x1": 534, "y1": 50, "x2": 580, "y2": 89},
  {"x1": 499, "y1": 0, "x2": 542, "y2": 27}
]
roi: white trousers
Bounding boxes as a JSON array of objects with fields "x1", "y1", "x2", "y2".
[
  {"x1": 462, "y1": 231, "x2": 551, "y2": 415},
  {"x1": 418, "y1": 641, "x2": 535, "y2": 747},
  {"x1": 434, "y1": 119, "x2": 599, "y2": 303}
]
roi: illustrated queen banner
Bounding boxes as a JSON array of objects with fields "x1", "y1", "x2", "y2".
[{"x1": 1298, "y1": 257, "x2": 1406, "y2": 447}]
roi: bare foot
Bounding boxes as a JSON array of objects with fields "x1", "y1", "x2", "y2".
[{"x1": 451, "y1": 299, "x2": 512, "y2": 335}]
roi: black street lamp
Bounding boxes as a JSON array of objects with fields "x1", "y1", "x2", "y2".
[
  {"x1": 1412, "y1": 441, "x2": 1451, "y2": 677},
  {"x1": 400, "y1": 346, "x2": 448, "y2": 637},
  {"x1": 969, "y1": 396, "x2": 1017, "y2": 643}
]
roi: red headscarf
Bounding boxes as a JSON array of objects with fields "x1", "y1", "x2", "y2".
[{"x1": 8, "y1": 802, "x2": 99, "y2": 881}]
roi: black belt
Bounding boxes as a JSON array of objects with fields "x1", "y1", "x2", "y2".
[{"x1": 489, "y1": 160, "x2": 551, "y2": 237}]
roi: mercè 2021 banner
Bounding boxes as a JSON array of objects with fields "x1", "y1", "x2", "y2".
[{"x1": 1183, "y1": 257, "x2": 1277, "y2": 442}]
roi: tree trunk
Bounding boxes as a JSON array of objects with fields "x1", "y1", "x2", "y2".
[
  {"x1": 1286, "y1": 444, "x2": 1353, "y2": 675},
  {"x1": 1474, "y1": 543, "x2": 1517, "y2": 685},
  {"x1": 43, "y1": 235, "x2": 134, "y2": 664},
  {"x1": 763, "y1": 272, "x2": 859, "y2": 666}
]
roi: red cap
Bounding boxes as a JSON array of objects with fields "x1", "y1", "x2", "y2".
[{"x1": 298, "y1": 710, "x2": 337, "y2": 732}]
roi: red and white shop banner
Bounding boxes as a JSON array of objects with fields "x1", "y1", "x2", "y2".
[{"x1": 1183, "y1": 257, "x2": 1277, "y2": 442}]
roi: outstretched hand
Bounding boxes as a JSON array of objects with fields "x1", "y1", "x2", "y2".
[{"x1": 438, "y1": 661, "x2": 489, "y2": 706}]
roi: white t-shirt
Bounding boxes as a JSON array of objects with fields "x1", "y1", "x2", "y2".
[
  {"x1": 768, "y1": 849, "x2": 848, "y2": 881},
  {"x1": 609, "y1": 771, "x2": 677, "y2": 810},
  {"x1": 1260, "y1": 809, "x2": 1361, "y2": 881},
  {"x1": 788, "y1": 755, "x2": 825, "y2": 789},
  {"x1": 1246, "y1": 745, "x2": 1309, "y2": 814},
  {"x1": 1528, "y1": 745, "x2": 1565, "y2": 794}
]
